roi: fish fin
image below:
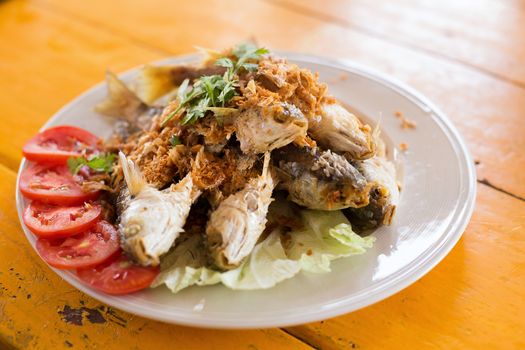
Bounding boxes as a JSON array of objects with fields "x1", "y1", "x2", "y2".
[
  {"x1": 118, "y1": 151, "x2": 146, "y2": 196},
  {"x1": 95, "y1": 71, "x2": 146, "y2": 121},
  {"x1": 135, "y1": 65, "x2": 178, "y2": 104},
  {"x1": 261, "y1": 152, "x2": 271, "y2": 177},
  {"x1": 170, "y1": 172, "x2": 201, "y2": 202},
  {"x1": 364, "y1": 114, "x2": 382, "y2": 158},
  {"x1": 260, "y1": 152, "x2": 277, "y2": 188},
  {"x1": 372, "y1": 119, "x2": 381, "y2": 142}
]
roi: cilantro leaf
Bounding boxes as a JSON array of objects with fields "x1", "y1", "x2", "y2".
[
  {"x1": 68, "y1": 153, "x2": 116, "y2": 174},
  {"x1": 232, "y1": 43, "x2": 268, "y2": 60},
  {"x1": 67, "y1": 157, "x2": 86, "y2": 175},
  {"x1": 86, "y1": 154, "x2": 115, "y2": 172},
  {"x1": 239, "y1": 63, "x2": 259, "y2": 72},
  {"x1": 215, "y1": 57, "x2": 234, "y2": 69},
  {"x1": 161, "y1": 43, "x2": 269, "y2": 126},
  {"x1": 254, "y1": 47, "x2": 270, "y2": 56},
  {"x1": 170, "y1": 134, "x2": 181, "y2": 146}
]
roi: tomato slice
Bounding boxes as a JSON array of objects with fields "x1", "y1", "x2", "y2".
[
  {"x1": 36, "y1": 220, "x2": 120, "y2": 269},
  {"x1": 19, "y1": 163, "x2": 99, "y2": 205},
  {"x1": 23, "y1": 125, "x2": 99, "y2": 164},
  {"x1": 77, "y1": 253, "x2": 160, "y2": 295},
  {"x1": 23, "y1": 201, "x2": 102, "y2": 238}
]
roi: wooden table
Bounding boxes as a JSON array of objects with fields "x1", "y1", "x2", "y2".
[{"x1": 1, "y1": 0, "x2": 523, "y2": 348}]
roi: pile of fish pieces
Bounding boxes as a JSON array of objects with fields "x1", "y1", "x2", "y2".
[{"x1": 97, "y1": 65, "x2": 398, "y2": 271}]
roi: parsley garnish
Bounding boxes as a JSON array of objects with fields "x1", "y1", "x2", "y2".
[
  {"x1": 169, "y1": 134, "x2": 181, "y2": 146},
  {"x1": 162, "y1": 43, "x2": 269, "y2": 126},
  {"x1": 67, "y1": 153, "x2": 116, "y2": 174}
]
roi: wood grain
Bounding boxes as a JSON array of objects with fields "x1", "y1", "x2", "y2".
[
  {"x1": 0, "y1": 163, "x2": 312, "y2": 349},
  {"x1": 0, "y1": 0, "x2": 163, "y2": 171},
  {"x1": 0, "y1": 0, "x2": 524, "y2": 348},
  {"x1": 3, "y1": 0, "x2": 523, "y2": 199},
  {"x1": 270, "y1": 0, "x2": 525, "y2": 87},
  {"x1": 283, "y1": 184, "x2": 525, "y2": 350}
]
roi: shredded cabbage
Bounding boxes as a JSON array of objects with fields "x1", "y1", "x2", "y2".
[{"x1": 152, "y1": 209, "x2": 375, "y2": 293}]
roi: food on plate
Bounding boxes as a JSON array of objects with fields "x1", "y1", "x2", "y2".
[
  {"x1": 76, "y1": 252, "x2": 159, "y2": 295},
  {"x1": 23, "y1": 201, "x2": 101, "y2": 238},
  {"x1": 95, "y1": 72, "x2": 164, "y2": 141},
  {"x1": 20, "y1": 43, "x2": 400, "y2": 295},
  {"x1": 206, "y1": 152, "x2": 275, "y2": 269},
  {"x1": 22, "y1": 125, "x2": 100, "y2": 164},
  {"x1": 19, "y1": 163, "x2": 100, "y2": 205},
  {"x1": 153, "y1": 209, "x2": 375, "y2": 292},
  {"x1": 118, "y1": 152, "x2": 201, "y2": 266},
  {"x1": 135, "y1": 63, "x2": 225, "y2": 104},
  {"x1": 343, "y1": 157, "x2": 399, "y2": 230},
  {"x1": 308, "y1": 102, "x2": 378, "y2": 160},
  {"x1": 234, "y1": 102, "x2": 308, "y2": 154},
  {"x1": 35, "y1": 220, "x2": 120, "y2": 269},
  {"x1": 274, "y1": 145, "x2": 371, "y2": 210}
]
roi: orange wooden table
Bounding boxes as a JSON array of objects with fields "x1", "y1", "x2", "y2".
[{"x1": 1, "y1": 0, "x2": 524, "y2": 348}]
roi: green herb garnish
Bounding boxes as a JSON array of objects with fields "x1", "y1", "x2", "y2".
[
  {"x1": 161, "y1": 43, "x2": 269, "y2": 126},
  {"x1": 67, "y1": 153, "x2": 116, "y2": 174},
  {"x1": 169, "y1": 134, "x2": 181, "y2": 146}
]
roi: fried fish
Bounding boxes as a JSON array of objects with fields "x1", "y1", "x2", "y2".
[
  {"x1": 206, "y1": 153, "x2": 276, "y2": 270},
  {"x1": 275, "y1": 145, "x2": 371, "y2": 210},
  {"x1": 309, "y1": 102, "x2": 377, "y2": 160},
  {"x1": 117, "y1": 152, "x2": 201, "y2": 266}
]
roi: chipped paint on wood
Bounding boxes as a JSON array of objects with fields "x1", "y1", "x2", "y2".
[
  {"x1": 57, "y1": 304, "x2": 126, "y2": 327},
  {"x1": 58, "y1": 305, "x2": 106, "y2": 326}
]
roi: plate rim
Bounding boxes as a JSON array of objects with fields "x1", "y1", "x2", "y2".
[{"x1": 15, "y1": 52, "x2": 477, "y2": 329}]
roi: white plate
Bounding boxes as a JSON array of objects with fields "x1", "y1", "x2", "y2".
[{"x1": 16, "y1": 53, "x2": 476, "y2": 329}]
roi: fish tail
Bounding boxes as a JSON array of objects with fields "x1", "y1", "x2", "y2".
[
  {"x1": 260, "y1": 152, "x2": 275, "y2": 185},
  {"x1": 94, "y1": 71, "x2": 146, "y2": 121},
  {"x1": 118, "y1": 151, "x2": 146, "y2": 196},
  {"x1": 135, "y1": 65, "x2": 178, "y2": 104}
]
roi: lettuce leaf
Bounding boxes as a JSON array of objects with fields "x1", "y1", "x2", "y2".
[{"x1": 152, "y1": 209, "x2": 375, "y2": 293}]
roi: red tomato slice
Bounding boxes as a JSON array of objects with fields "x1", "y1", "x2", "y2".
[
  {"x1": 23, "y1": 201, "x2": 102, "y2": 238},
  {"x1": 19, "y1": 163, "x2": 99, "y2": 205},
  {"x1": 77, "y1": 253, "x2": 160, "y2": 295},
  {"x1": 23, "y1": 125, "x2": 99, "y2": 164},
  {"x1": 36, "y1": 220, "x2": 120, "y2": 269}
]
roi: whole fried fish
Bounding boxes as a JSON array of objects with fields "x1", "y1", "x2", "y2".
[
  {"x1": 118, "y1": 152, "x2": 201, "y2": 266},
  {"x1": 95, "y1": 72, "x2": 163, "y2": 140},
  {"x1": 275, "y1": 145, "x2": 371, "y2": 210},
  {"x1": 206, "y1": 153, "x2": 276, "y2": 270},
  {"x1": 309, "y1": 102, "x2": 377, "y2": 160},
  {"x1": 235, "y1": 102, "x2": 308, "y2": 154},
  {"x1": 344, "y1": 157, "x2": 399, "y2": 230}
]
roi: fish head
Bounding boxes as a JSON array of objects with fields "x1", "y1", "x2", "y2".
[
  {"x1": 118, "y1": 187, "x2": 173, "y2": 265},
  {"x1": 207, "y1": 204, "x2": 250, "y2": 270},
  {"x1": 310, "y1": 102, "x2": 377, "y2": 160},
  {"x1": 236, "y1": 103, "x2": 308, "y2": 153},
  {"x1": 269, "y1": 102, "x2": 308, "y2": 129}
]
